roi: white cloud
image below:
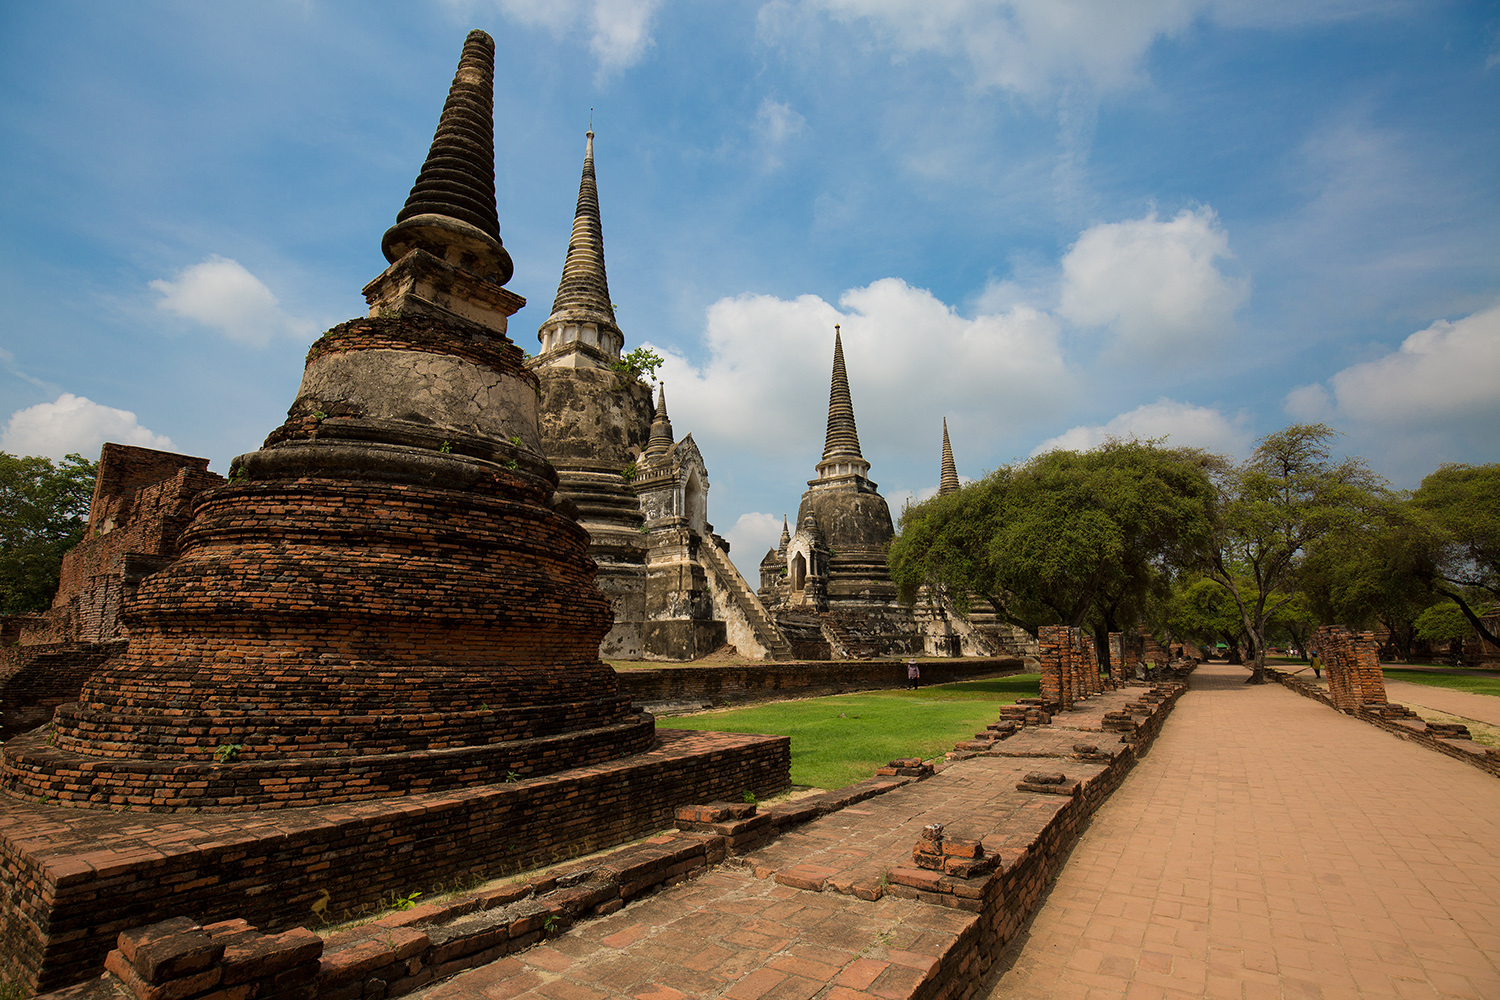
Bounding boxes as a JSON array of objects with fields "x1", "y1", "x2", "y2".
[
  {"x1": 1058, "y1": 207, "x2": 1248, "y2": 360},
  {"x1": 724, "y1": 510, "x2": 785, "y2": 582},
  {"x1": 151, "y1": 256, "x2": 315, "y2": 347},
  {"x1": 754, "y1": 98, "x2": 808, "y2": 169},
  {"x1": 1286, "y1": 305, "x2": 1500, "y2": 427},
  {"x1": 789, "y1": 0, "x2": 1402, "y2": 95},
  {"x1": 2, "y1": 393, "x2": 175, "y2": 462},
  {"x1": 1283, "y1": 382, "x2": 1333, "y2": 422},
  {"x1": 474, "y1": 0, "x2": 663, "y2": 75},
  {"x1": 653, "y1": 277, "x2": 1069, "y2": 461},
  {"x1": 1032, "y1": 398, "x2": 1253, "y2": 458}
]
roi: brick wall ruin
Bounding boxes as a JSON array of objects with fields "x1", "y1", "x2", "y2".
[{"x1": 1315, "y1": 624, "x2": 1389, "y2": 713}]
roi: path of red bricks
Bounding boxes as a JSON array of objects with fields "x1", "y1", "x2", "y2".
[
  {"x1": 416, "y1": 665, "x2": 1500, "y2": 999},
  {"x1": 987, "y1": 661, "x2": 1500, "y2": 999}
]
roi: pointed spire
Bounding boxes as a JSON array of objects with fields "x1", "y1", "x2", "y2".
[
  {"x1": 778, "y1": 515, "x2": 790, "y2": 556},
  {"x1": 816, "y1": 324, "x2": 871, "y2": 481},
  {"x1": 380, "y1": 30, "x2": 512, "y2": 286},
  {"x1": 940, "y1": 418, "x2": 959, "y2": 496},
  {"x1": 536, "y1": 129, "x2": 623, "y2": 362},
  {"x1": 645, "y1": 381, "x2": 674, "y2": 458}
]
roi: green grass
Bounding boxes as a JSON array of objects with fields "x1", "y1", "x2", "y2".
[
  {"x1": 1381, "y1": 668, "x2": 1500, "y2": 698},
  {"x1": 658, "y1": 675, "x2": 1040, "y2": 790}
]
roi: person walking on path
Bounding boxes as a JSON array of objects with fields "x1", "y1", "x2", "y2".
[
  {"x1": 906, "y1": 658, "x2": 920, "y2": 690},
  {"x1": 986, "y1": 659, "x2": 1500, "y2": 999}
]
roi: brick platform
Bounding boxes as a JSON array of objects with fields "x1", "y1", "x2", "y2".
[{"x1": 0, "y1": 728, "x2": 789, "y2": 993}]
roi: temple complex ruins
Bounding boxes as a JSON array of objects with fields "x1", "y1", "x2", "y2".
[
  {"x1": 0, "y1": 32, "x2": 787, "y2": 991},
  {"x1": 527, "y1": 131, "x2": 789, "y2": 661}
]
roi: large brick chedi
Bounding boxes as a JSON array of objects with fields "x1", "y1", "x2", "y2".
[{"x1": 1, "y1": 30, "x2": 651, "y2": 812}]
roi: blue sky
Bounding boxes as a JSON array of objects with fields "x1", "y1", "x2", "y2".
[{"x1": 2, "y1": 1, "x2": 1497, "y2": 583}]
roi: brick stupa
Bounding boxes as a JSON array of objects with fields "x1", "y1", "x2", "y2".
[
  {"x1": 1, "y1": 30, "x2": 657, "y2": 811},
  {"x1": 0, "y1": 32, "x2": 788, "y2": 994}
]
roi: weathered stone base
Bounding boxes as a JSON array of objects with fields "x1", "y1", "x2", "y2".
[
  {"x1": 642, "y1": 619, "x2": 726, "y2": 661},
  {"x1": 0, "y1": 728, "x2": 790, "y2": 994}
]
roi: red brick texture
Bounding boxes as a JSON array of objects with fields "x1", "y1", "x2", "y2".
[
  {"x1": 1315, "y1": 624, "x2": 1389, "y2": 712},
  {"x1": 1, "y1": 728, "x2": 790, "y2": 994}
]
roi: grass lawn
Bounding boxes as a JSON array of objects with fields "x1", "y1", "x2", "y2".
[
  {"x1": 1381, "y1": 668, "x2": 1500, "y2": 698},
  {"x1": 658, "y1": 675, "x2": 1040, "y2": 790}
]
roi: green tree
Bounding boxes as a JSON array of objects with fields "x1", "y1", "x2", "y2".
[
  {"x1": 1298, "y1": 500, "x2": 1435, "y2": 661},
  {"x1": 890, "y1": 439, "x2": 1219, "y2": 670},
  {"x1": 1164, "y1": 575, "x2": 1246, "y2": 660},
  {"x1": 1209, "y1": 424, "x2": 1385, "y2": 684},
  {"x1": 1410, "y1": 463, "x2": 1500, "y2": 649},
  {"x1": 0, "y1": 452, "x2": 98, "y2": 614}
]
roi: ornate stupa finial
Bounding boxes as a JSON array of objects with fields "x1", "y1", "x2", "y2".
[
  {"x1": 644, "y1": 381, "x2": 674, "y2": 458},
  {"x1": 778, "y1": 514, "x2": 790, "y2": 556},
  {"x1": 380, "y1": 29, "x2": 513, "y2": 286},
  {"x1": 535, "y1": 128, "x2": 623, "y2": 364},
  {"x1": 940, "y1": 418, "x2": 959, "y2": 496},
  {"x1": 816, "y1": 324, "x2": 871, "y2": 482}
]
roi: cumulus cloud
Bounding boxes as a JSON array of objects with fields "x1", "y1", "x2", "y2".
[
  {"x1": 1285, "y1": 305, "x2": 1500, "y2": 427},
  {"x1": 724, "y1": 511, "x2": 786, "y2": 582},
  {"x1": 474, "y1": 0, "x2": 663, "y2": 75},
  {"x1": 2, "y1": 393, "x2": 175, "y2": 462},
  {"x1": 788, "y1": 0, "x2": 1399, "y2": 95},
  {"x1": 653, "y1": 277, "x2": 1069, "y2": 462},
  {"x1": 1032, "y1": 398, "x2": 1253, "y2": 458},
  {"x1": 754, "y1": 98, "x2": 808, "y2": 170},
  {"x1": 151, "y1": 256, "x2": 315, "y2": 347},
  {"x1": 1058, "y1": 207, "x2": 1248, "y2": 360}
]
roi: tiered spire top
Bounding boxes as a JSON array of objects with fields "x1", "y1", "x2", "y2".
[
  {"x1": 397, "y1": 31, "x2": 499, "y2": 238},
  {"x1": 816, "y1": 325, "x2": 870, "y2": 481},
  {"x1": 380, "y1": 29, "x2": 512, "y2": 285},
  {"x1": 821, "y1": 325, "x2": 863, "y2": 461},
  {"x1": 645, "y1": 382, "x2": 674, "y2": 458},
  {"x1": 940, "y1": 418, "x2": 959, "y2": 495},
  {"x1": 543, "y1": 130, "x2": 621, "y2": 341}
]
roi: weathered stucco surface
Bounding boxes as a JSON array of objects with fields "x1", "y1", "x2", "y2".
[{"x1": 296, "y1": 348, "x2": 541, "y2": 449}]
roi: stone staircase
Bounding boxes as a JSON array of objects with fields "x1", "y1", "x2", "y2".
[{"x1": 699, "y1": 538, "x2": 794, "y2": 660}]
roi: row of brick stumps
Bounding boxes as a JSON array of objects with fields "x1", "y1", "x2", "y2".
[
  {"x1": 1038, "y1": 625, "x2": 1110, "y2": 713},
  {"x1": 881, "y1": 682, "x2": 1190, "y2": 999},
  {"x1": 57, "y1": 830, "x2": 736, "y2": 1000}
]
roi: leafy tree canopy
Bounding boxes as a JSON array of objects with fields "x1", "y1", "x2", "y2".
[
  {"x1": 1410, "y1": 463, "x2": 1500, "y2": 647},
  {"x1": 0, "y1": 452, "x2": 97, "y2": 615},
  {"x1": 1210, "y1": 424, "x2": 1386, "y2": 682},
  {"x1": 890, "y1": 439, "x2": 1219, "y2": 643}
]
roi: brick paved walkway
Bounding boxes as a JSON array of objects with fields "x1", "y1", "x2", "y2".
[{"x1": 986, "y1": 661, "x2": 1500, "y2": 999}]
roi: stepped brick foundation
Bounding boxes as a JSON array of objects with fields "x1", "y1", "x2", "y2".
[
  {"x1": 0, "y1": 728, "x2": 789, "y2": 993},
  {"x1": 0, "y1": 29, "x2": 795, "y2": 994}
]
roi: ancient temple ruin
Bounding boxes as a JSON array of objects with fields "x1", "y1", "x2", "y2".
[
  {"x1": 0, "y1": 33, "x2": 787, "y2": 991},
  {"x1": 527, "y1": 131, "x2": 789, "y2": 661},
  {"x1": 0, "y1": 444, "x2": 222, "y2": 738},
  {"x1": 758, "y1": 327, "x2": 918, "y2": 657},
  {"x1": 3, "y1": 30, "x2": 659, "y2": 809}
]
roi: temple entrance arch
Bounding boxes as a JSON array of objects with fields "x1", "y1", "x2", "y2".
[{"x1": 791, "y1": 552, "x2": 806, "y2": 593}]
